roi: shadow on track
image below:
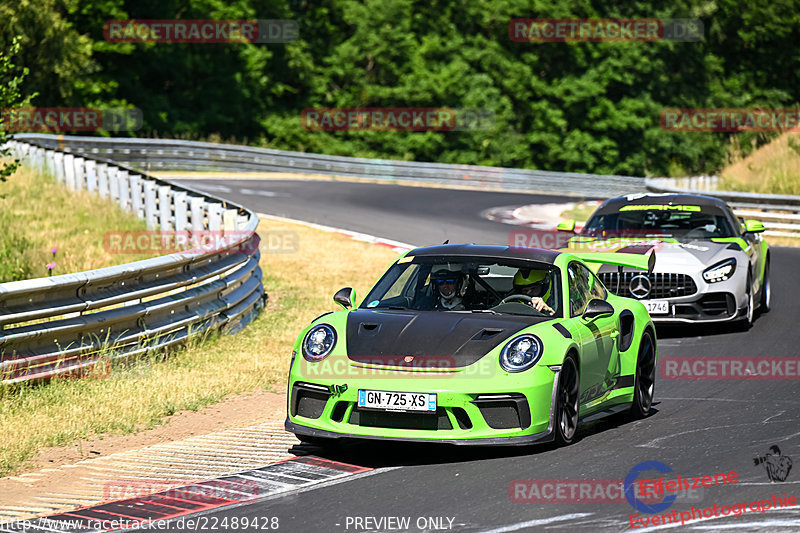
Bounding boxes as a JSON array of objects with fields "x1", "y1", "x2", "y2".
[{"x1": 288, "y1": 404, "x2": 662, "y2": 469}]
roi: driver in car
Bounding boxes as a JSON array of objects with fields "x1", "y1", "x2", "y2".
[
  {"x1": 432, "y1": 270, "x2": 467, "y2": 310},
  {"x1": 510, "y1": 269, "x2": 556, "y2": 316}
]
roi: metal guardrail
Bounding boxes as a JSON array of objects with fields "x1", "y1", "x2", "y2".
[
  {"x1": 16, "y1": 134, "x2": 798, "y2": 238},
  {"x1": 646, "y1": 177, "x2": 800, "y2": 238},
  {"x1": 12, "y1": 134, "x2": 648, "y2": 198},
  {"x1": 1, "y1": 139, "x2": 265, "y2": 384}
]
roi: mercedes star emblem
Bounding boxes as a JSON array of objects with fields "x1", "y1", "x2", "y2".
[{"x1": 629, "y1": 274, "x2": 652, "y2": 299}]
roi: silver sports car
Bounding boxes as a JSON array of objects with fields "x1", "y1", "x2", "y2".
[{"x1": 558, "y1": 193, "x2": 770, "y2": 326}]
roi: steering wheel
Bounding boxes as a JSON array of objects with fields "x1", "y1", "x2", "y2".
[
  {"x1": 498, "y1": 294, "x2": 556, "y2": 316},
  {"x1": 500, "y1": 295, "x2": 534, "y2": 305}
]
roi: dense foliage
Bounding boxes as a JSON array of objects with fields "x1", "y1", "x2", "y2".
[
  {"x1": 1, "y1": 0, "x2": 798, "y2": 176},
  {"x1": 0, "y1": 37, "x2": 29, "y2": 183}
]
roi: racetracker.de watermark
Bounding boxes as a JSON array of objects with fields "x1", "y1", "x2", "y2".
[
  {"x1": 296, "y1": 355, "x2": 501, "y2": 379},
  {"x1": 104, "y1": 19, "x2": 298, "y2": 43},
  {"x1": 0, "y1": 107, "x2": 142, "y2": 132},
  {"x1": 509, "y1": 479, "x2": 703, "y2": 503},
  {"x1": 103, "y1": 230, "x2": 296, "y2": 255},
  {"x1": 508, "y1": 228, "x2": 667, "y2": 252},
  {"x1": 103, "y1": 479, "x2": 259, "y2": 503},
  {"x1": 661, "y1": 108, "x2": 800, "y2": 132},
  {"x1": 659, "y1": 357, "x2": 800, "y2": 380},
  {"x1": 300, "y1": 108, "x2": 496, "y2": 131},
  {"x1": 509, "y1": 19, "x2": 703, "y2": 42}
]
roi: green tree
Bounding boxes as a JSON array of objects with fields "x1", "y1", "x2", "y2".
[{"x1": 0, "y1": 37, "x2": 30, "y2": 185}]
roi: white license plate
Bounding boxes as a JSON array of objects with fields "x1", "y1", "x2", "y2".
[
  {"x1": 644, "y1": 300, "x2": 670, "y2": 315},
  {"x1": 358, "y1": 390, "x2": 437, "y2": 413}
]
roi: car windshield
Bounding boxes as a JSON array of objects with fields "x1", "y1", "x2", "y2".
[
  {"x1": 582, "y1": 204, "x2": 737, "y2": 239},
  {"x1": 360, "y1": 255, "x2": 562, "y2": 318}
]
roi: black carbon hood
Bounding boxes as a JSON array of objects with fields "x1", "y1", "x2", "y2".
[{"x1": 345, "y1": 309, "x2": 548, "y2": 367}]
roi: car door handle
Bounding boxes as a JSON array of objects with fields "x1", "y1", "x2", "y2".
[{"x1": 609, "y1": 330, "x2": 620, "y2": 339}]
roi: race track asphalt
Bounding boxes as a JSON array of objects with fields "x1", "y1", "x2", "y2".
[{"x1": 161, "y1": 177, "x2": 800, "y2": 533}]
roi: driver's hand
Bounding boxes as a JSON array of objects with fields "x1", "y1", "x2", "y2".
[{"x1": 530, "y1": 297, "x2": 555, "y2": 316}]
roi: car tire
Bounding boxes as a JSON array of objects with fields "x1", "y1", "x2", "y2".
[
  {"x1": 553, "y1": 354, "x2": 580, "y2": 446},
  {"x1": 629, "y1": 330, "x2": 655, "y2": 419},
  {"x1": 759, "y1": 260, "x2": 771, "y2": 314}
]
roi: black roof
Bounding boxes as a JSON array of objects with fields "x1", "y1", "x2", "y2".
[
  {"x1": 597, "y1": 193, "x2": 729, "y2": 213},
  {"x1": 407, "y1": 243, "x2": 561, "y2": 264}
]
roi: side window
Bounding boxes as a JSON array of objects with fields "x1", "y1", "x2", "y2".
[
  {"x1": 567, "y1": 263, "x2": 592, "y2": 317},
  {"x1": 588, "y1": 269, "x2": 607, "y2": 300},
  {"x1": 568, "y1": 262, "x2": 604, "y2": 316}
]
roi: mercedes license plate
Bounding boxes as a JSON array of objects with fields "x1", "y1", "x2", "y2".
[{"x1": 644, "y1": 300, "x2": 669, "y2": 315}]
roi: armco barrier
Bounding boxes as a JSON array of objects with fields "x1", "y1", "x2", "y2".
[
  {"x1": 15, "y1": 135, "x2": 796, "y2": 237},
  {"x1": 0, "y1": 139, "x2": 265, "y2": 384},
  {"x1": 12, "y1": 134, "x2": 647, "y2": 198},
  {"x1": 646, "y1": 177, "x2": 800, "y2": 238}
]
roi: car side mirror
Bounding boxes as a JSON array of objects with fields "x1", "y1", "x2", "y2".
[
  {"x1": 334, "y1": 287, "x2": 356, "y2": 309},
  {"x1": 557, "y1": 220, "x2": 576, "y2": 233},
  {"x1": 582, "y1": 298, "x2": 614, "y2": 319},
  {"x1": 744, "y1": 219, "x2": 765, "y2": 233}
]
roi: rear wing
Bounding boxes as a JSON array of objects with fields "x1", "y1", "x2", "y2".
[{"x1": 568, "y1": 251, "x2": 655, "y2": 275}]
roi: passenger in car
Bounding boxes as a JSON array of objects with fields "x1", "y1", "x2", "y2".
[{"x1": 431, "y1": 270, "x2": 467, "y2": 310}]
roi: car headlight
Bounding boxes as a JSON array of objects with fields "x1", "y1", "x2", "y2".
[
  {"x1": 499, "y1": 334, "x2": 543, "y2": 373},
  {"x1": 302, "y1": 324, "x2": 336, "y2": 362},
  {"x1": 703, "y1": 258, "x2": 736, "y2": 283}
]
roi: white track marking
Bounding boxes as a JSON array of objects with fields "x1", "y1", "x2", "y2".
[
  {"x1": 258, "y1": 212, "x2": 415, "y2": 251},
  {"x1": 191, "y1": 184, "x2": 232, "y2": 193},
  {"x1": 239, "y1": 188, "x2": 290, "y2": 197}
]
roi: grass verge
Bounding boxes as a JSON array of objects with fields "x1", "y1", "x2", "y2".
[
  {"x1": 558, "y1": 201, "x2": 600, "y2": 224},
  {"x1": 0, "y1": 160, "x2": 153, "y2": 282},
  {"x1": 0, "y1": 217, "x2": 399, "y2": 477},
  {"x1": 720, "y1": 132, "x2": 800, "y2": 195}
]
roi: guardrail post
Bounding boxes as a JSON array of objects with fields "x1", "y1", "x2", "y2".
[
  {"x1": 32, "y1": 147, "x2": 42, "y2": 171},
  {"x1": 129, "y1": 175, "x2": 143, "y2": 217},
  {"x1": 97, "y1": 163, "x2": 109, "y2": 198},
  {"x1": 158, "y1": 186, "x2": 172, "y2": 231},
  {"x1": 117, "y1": 170, "x2": 130, "y2": 211},
  {"x1": 63, "y1": 154, "x2": 75, "y2": 190},
  {"x1": 223, "y1": 209, "x2": 238, "y2": 235},
  {"x1": 85, "y1": 160, "x2": 97, "y2": 193},
  {"x1": 108, "y1": 166, "x2": 120, "y2": 201},
  {"x1": 73, "y1": 157, "x2": 86, "y2": 191},
  {"x1": 208, "y1": 203, "x2": 223, "y2": 232},
  {"x1": 190, "y1": 197, "x2": 205, "y2": 233},
  {"x1": 53, "y1": 152, "x2": 65, "y2": 183},
  {"x1": 45, "y1": 149, "x2": 55, "y2": 178},
  {"x1": 144, "y1": 181, "x2": 158, "y2": 229},
  {"x1": 174, "y1": 191, "x2": 188, "y2": 231}
]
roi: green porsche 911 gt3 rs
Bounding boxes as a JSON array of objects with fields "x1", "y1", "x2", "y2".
[{"x1": 285, "y1": 244, "x2": 657, "y2": 447}]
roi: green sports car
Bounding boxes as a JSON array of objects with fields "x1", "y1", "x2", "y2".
[{"x1": 285, "y1": 244, "x2": 657, "y2": 446}]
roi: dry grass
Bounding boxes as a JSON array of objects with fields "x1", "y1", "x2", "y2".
[
  {"x1": 720, "y1": 133, "x2": 800, "y2": 195},
  {"x1": 0, "y1": 217, "x2": 400, "y2": 476},
  {"x1": 0, "y1": 160, "x2": 153, "y2": 282},
  {"x1": 763, "y1": 235, "x2": 800, "y2": 247},
  {"x1": 559, "y1": 201, "x2": 600, "y2": 223}
]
